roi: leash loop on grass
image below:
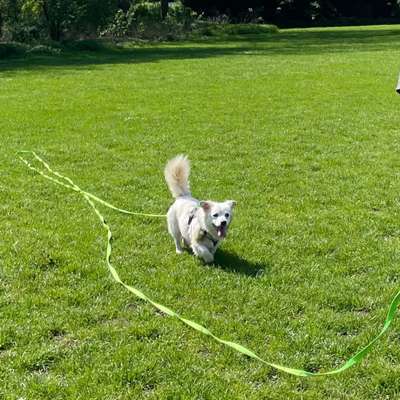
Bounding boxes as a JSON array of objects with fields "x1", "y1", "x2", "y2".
[{"x1": 19, "y1": 151, "x2": 400, "y2": 377}]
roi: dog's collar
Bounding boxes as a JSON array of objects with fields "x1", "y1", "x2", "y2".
[{"x1": 200, "y1": 229, "x2": 219, "y2": 247}]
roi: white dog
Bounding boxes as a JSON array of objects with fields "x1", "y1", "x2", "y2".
[{"x1": 164, "y1": 155, "x2": 236, "y2": 263}]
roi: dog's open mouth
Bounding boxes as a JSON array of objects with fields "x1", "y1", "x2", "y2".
[{"x1": 214, "y1": 224, "x2": 226, "y2": 238}]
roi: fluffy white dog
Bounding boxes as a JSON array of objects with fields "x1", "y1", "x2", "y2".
[{"x1": 164, "y1": 155, "x2": 236, "y2": 263}]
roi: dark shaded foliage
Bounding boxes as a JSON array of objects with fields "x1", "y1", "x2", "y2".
[
  {"x1": 182, "y1": 0, "x2": 400, "y2": 25},
  {"x1": 1, "y1": 0, "x2": 399, "y2": 43},
  {"x1": 0, "y1": 0, "x2": 119, "y2": 41}
]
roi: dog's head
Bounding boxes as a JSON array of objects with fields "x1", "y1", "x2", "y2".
[{"x1": 199, "y1": 200, "x2": 236, "y2": 239}]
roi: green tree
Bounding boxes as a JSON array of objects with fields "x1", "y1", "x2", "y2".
[{"x1": 0, "y1": 0, "x2": 118, "y2": 41}]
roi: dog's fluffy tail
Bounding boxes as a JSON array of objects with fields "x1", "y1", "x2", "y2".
[{"x1": 164, "y1": 154, "x2": 191, "y2": 198}]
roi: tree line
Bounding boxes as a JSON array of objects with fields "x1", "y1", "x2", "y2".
[
  {"x1": 185, "y1": 0, "x2": 400, "y2": 26},
  {"x1": 1, "y1": 0, "x2": 399, "y2": 42}
]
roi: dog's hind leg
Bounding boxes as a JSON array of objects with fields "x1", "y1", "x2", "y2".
[
  {"x1": 167, "y1": 208, "x2": 183, "y2": 254},
  {"x1": 173, "y1": 237, "x2": 183, "y2": 254}
]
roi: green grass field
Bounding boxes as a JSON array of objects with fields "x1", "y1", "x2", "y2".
[{"x1": 2, "y1": 24, "x2": 400, "y2": 399}]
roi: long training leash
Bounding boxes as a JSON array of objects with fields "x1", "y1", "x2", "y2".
[{"x1": 18, "y1": 151, "x2": 400, "y2": 377}]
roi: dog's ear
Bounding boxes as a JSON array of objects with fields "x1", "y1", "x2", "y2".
[
  {"x1": 199, "y1": 201, "x2": 211, "y2": 211},
  {"x1": 226, "y1": 200, "x2": 237, "y2": 208}
]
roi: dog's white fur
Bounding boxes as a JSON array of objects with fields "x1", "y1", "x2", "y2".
[{"x1": 164, "y1": 155, "x2": 236, "y2": 263}]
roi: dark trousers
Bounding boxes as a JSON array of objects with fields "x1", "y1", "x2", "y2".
[{"x1": 397, "y1": 74, "x2": 400, "y2": 93}]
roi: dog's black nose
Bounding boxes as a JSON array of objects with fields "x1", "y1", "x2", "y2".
[{"x1": 220, "y1": 220, "x2": 227, "y2": 227}]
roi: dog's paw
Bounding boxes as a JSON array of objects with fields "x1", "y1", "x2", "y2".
[
  {"x1": 202, "y1": 254, "x2": 214, "y2": 264},
  {"x1": 176, "y1": 248, "x2": 184, "y2": 254}
]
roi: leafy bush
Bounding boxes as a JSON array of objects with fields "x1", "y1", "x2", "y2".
[
  {"x1": 26, "y1": 44, "x2": 61, "y2": 54},
  {"x1": 223, "y1": 23, "x2": 278, "y2": 34},
  {"x1": 131, "y1": 1, "x2": 162, "y2": 23},
  {"x1": 196, "y1": 22, "x2": 278, "y2": 37},
  {"x1": 63, "y1": 39, "x2": 107, "y2": 51},
  {"x1": 0, "y1": 41, "x2": 63, "y2": 58},
  {"x1": 0, "y1": 42, "x2": 27, "y2": 58},
  {"x1": 101, "y1": 1, "x2": 199, "y2": 41},
  {"x1": 1, "y1": 21, "x2": 44, "y2": 42},
  {"x1": 100, "y1": 9, "x2": 130, "y2": 39}
]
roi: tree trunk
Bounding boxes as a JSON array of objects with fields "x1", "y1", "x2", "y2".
[
  {"x1": 160, "y1": 0, "x2": 168, "y2": 19},
  {"x1": 50, "y1": 21, "x2": 61, "y2": 41},
  {"x1": 42, "y1": 2, "x2": 61, "y2": 41}
]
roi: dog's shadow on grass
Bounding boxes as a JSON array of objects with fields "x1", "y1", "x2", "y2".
[{"x1": 212, "y1": 250, "x2": 268, "y2": 278}]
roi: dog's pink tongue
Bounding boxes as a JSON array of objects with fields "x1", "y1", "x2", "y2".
[{"x1": 217, "y1": 226, "x2": 225, "y2": 238}]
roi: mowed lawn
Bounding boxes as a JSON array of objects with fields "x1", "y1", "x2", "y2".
[{"x1": 1, "y1": 24, "x2": 400, "y2": 399}]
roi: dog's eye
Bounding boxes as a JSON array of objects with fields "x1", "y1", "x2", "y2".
[
  {"x1": 212, "y1": 213, "x2": 219, "y2": 218},
  {"x1": 225, "y1": 213, "x2": 230, "y2": 218}
]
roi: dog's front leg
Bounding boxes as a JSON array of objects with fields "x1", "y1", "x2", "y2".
[
  {"x1": 191, "y1": 242, "x2": 214, "y2": 264},
  {"x1": 210, "y1": 241, "x2": 220, "y2": 255}
]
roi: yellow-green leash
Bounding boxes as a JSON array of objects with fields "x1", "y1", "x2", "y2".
[{"x1": 19, "y1": 151, "x2": 400, "y2": 377}]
